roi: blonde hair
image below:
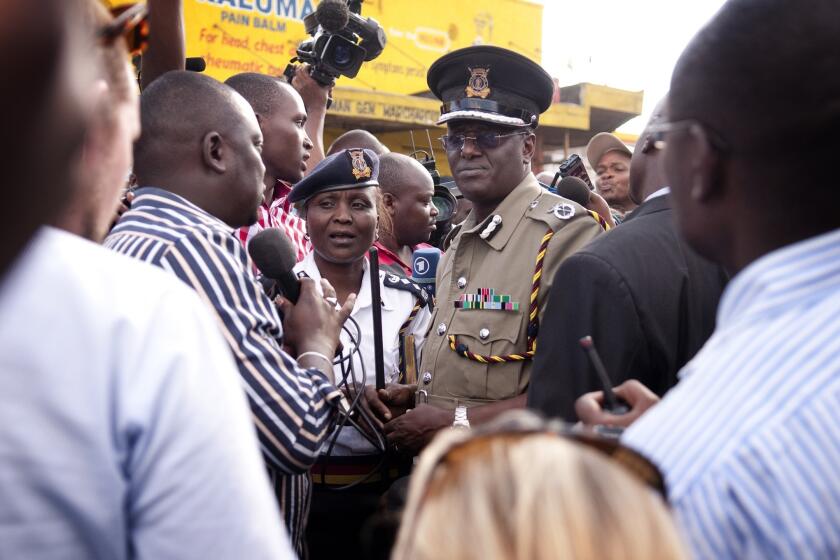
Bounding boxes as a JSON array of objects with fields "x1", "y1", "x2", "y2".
[{"x1": 393, "y1": 418, "x2": 687, "y2": 560}]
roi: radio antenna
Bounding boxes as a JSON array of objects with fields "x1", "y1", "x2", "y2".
[
  {"x1": 409, "y1": 130, "x2": 417, "y2": 154},
  {"x1": 425, "y1": 129, "x2": 436, "y2": 161}
]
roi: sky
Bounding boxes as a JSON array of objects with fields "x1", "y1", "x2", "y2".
[{"x1": 541, "y1": 0, "x2": 727, "y2": 135}]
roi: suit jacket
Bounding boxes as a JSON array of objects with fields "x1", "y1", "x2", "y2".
[{"x1": 527, "y1": 194, "x2": 728, "y2": 421}]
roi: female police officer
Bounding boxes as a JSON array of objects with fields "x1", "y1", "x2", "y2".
[{"x1": 288, "y1": 148, "x2": 432, "y2": 557}]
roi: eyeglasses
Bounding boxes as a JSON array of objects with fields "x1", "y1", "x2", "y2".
[
  {"x1": 643, "y1": 119, "x2": 730, "y2": 154},
  {"x1": 439, "y1": 131, "x2": 528, "y2": 152},
  {"x1": 98, "y1": 3, "x2": 150, "y2": 57}
]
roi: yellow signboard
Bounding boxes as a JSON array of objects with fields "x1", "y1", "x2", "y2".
[{"x1": 184, "y1": 0, "x2": 543, "y2": 94}]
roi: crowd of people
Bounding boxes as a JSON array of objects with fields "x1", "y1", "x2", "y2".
[{"x1": 1, "y1": 0, "x2": 838, "y2": 559}]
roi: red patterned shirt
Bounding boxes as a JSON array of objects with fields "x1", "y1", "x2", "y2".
[{"x1": 238, "y1": 181, "x2": 312, "y2": 263}]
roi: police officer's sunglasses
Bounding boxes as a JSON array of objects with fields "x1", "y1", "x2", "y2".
[
  {"x1": 98, "y1": 3, "x2": 150, "y2": 57},
  {"x1": 439, "y1": 131, "x2": 528, "y2": 152}
]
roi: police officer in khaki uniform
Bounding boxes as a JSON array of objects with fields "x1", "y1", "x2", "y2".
[{"x1": 364, "y1": 46, "x2": 602, "y2": 453}]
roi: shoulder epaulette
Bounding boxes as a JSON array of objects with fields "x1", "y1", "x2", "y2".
[{"x1": 382, "y1": 272, "x2": 432, "y2": 309}]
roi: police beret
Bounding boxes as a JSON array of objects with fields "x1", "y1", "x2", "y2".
[
  {"x1": 427, "y1": 45, "x2": 554, "y2": 128},
  {"x1": 288, "y1": 148, "x2": 380, "y2": 204}
]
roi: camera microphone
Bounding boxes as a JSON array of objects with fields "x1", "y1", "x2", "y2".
[
  {"x1": 315, "y1": 0, "x2": 350, "y2": 33},
  {"x1": 556, "y1": 176, "x2": 591, "y2": 207},
  {"x1": 248, "y1": 228, "x2": 301, "y2": 304}
]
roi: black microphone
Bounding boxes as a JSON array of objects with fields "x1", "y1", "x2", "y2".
[
  {"x1": 411, "y1": 247, "x2": 441, "y2": 297},
  {"x1": 315, "y1": 0, "x2": 350, "y2": 33},
  {"x1": 556, "y1": 176, "x2": 591, "y2": 207},
  {"x1": 248, "y1": 228, "x2": 300, "y2": 304},
  {"x1": 185, "y1": 57, "x2": 206, "y2": 72}
]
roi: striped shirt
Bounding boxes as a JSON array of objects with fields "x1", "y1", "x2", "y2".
[
  {"x1": 623, "y1": 228, "x2": 840, "y2": 559},
  {"x1": 105, "y1": 187, "x2": 341, "y2": 553},
  {"x1": 238, "y1": 181, "x2": 311, "y2": 262}
]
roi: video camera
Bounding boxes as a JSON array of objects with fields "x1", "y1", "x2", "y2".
[{"x1": 284, "y1": 0, "x2": 386, "y2": 87}]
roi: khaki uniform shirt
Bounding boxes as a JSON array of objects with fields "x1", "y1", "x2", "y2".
[{"x1": 416, "y1": 173, "x2": 602, "y2": 410}]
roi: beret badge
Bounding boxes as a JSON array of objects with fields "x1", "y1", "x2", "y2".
[{"x1": 350, "y1": 149, "x2": 372, "y2": 180}]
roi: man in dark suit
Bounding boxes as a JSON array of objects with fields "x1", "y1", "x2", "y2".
[{"x1": 527, "y1": 100, "x2": 728, "y2": 421}]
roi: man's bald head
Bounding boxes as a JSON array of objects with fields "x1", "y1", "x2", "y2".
[
  {"x1": 226, "y1": 72, "x2": 312, "y2": 184},
  {"x1": 378, "y1": 153, "x2": 431, "y2": 195},
  {"x1": 664, "y1": 0, "x2": 840, "y2": 271},
  {"x1": 672, "y1": 0, "x2": 840, "y2": 185},
  {"x1": 377, "y1": 153, "x2": 437, "y2": 248},
  {"x1": 133, "y1": 71, "x2": 266, "y2": 228},
  {"x1": 629, "y1": 97, "x2": 668, "y2": 204},
  {"x1": 327, "y1": 129, "x2": 389, "y2": 156},
  {"x1": 225, "y1": 72, "x2": 294, "y2": 117},
  {"x1": 134, "y1": 71, "x2": 256, "y2": 181}
]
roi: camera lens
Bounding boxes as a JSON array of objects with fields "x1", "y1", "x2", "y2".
[
  {"x1": 432, "y1": 195, "x2": 455, "y2": 222},
  {"x1": 333, "y1": 43, "x2": 353, "y2": 68}
]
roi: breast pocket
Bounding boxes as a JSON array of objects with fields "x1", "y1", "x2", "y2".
[{"x1": 442, "y1": 309, "x2": 526, "y2": 401}]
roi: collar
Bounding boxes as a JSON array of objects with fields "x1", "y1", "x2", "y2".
[
  {"x1": 294, "y1": 252, "x2": 395, "y2": 312},
  {"x1": 130, "y1": 187, "x2": 234, "y2": 234},
  {"x1": 373, "y1": 241, "x2": 432, "y2": 272},
  {"x1": 460, "y1": 173, "x2": 543, "y2": 251},
  {"x1": 717, "y1": 228, "x2": 840, "y2": 326},
  {"x1": 274, "y1": 180, "x2": 292, "y2": 199},
  {"x1": 625, "y1": 192, "x2": 670, "y2": 222},
  {"x1": 643, "y1": 186, "x2": 671, "y2": 203}
]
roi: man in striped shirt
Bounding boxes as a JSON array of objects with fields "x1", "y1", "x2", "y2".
[
  {"x1": 106, "y1": 70, "x2": 355, "y2": 554},
  {"x1": 576, "y1": 2, "x2": 840, "y2": 558}
]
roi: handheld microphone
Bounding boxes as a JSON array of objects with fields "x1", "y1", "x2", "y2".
[
  {"x1": 410, "y1": 247, "x2": 441, "y2": 297},
  {"x1": 185, "y1": 57, "x2": 206, "y2": 72},
  {"x1": 556, "y1": 176, "x2": 591, "y2": 207},
  {"x1": 248, "y1": 228, "x2": 301, "y2": 304}
]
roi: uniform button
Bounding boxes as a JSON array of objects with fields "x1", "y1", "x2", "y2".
[
  {"x1": 479, "y1": 328, "x2": 490, "y2": 340},
  {"x1": 457, "y1": 277, "x2": 467, "y2": 289},
  {"x1": 437, "y1": 323, "x2": 447, "y2": 336},
  {"x1": 422, "y1": 372, "x2": 432, "y2": 384}
]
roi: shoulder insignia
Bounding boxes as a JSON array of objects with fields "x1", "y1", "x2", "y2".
[
  {"x1": 527, "y1": 192, "x2": 588, "y2": 231},
  {"x1": 383, "y1": 272, "x2": 432, "y2": 309},
  {"x1": 296, "y1": 270, "x2": 310, "y2": 279},
  {"x1": 547, "y1": 202, "x2": 575, "y2": 220}
]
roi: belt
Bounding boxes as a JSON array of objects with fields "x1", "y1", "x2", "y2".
[{"x1": 310, "y1": 455, "x2": 403, "y2": 486}]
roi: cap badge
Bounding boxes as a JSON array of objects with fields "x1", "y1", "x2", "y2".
[
  {"x1": 350, "y1": 149, "x2": 371, "y2": 180},
  {"x1": 465, "y1": 66, "x2": 490, "y2": 99}
]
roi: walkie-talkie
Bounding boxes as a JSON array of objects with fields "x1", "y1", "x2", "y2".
[{"x1": 579, "y1": 336, "x2": 630, "y2": 415}]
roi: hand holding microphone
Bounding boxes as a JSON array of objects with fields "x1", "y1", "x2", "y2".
[{"x1": 249, "y1": 228, "x2": 355, "y2": 380}]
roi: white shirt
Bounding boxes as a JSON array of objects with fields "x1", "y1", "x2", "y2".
[
  {"x1": 295, "y1": 252, "x2": 432, "y2": 454},
  {"x1": 643, "y1": 186, "x2": 671, "y2": 202},
  {"x1": 0, "y1": 228, "x2": 294, "y2": 559},
  {"x1": 623, "y1": 228, "x2": 840, "y2": 560}
]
